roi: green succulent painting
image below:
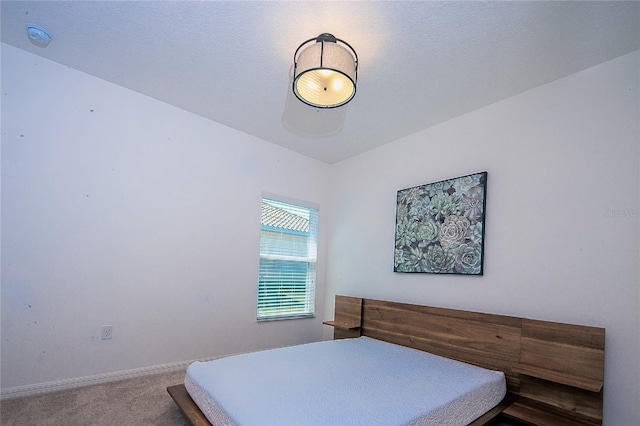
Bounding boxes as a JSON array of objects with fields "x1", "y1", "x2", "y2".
[{"x1": 394, "y1": 172, "x2": 487, "y2": 274}]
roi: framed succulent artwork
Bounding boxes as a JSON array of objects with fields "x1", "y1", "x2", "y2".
[{"x1": 394, "y1": 172, "x2": 487, "y2": 275}]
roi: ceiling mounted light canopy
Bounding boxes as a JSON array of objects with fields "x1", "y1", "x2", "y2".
[{"x1": 293, "y1": 33, "x2": 358, "y2": 109}]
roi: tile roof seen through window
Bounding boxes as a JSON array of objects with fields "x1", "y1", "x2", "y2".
[{"x1": 261, "y1": 202, "x2": 309, "y2": 233}]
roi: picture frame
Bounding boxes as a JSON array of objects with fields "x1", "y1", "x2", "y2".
[{"x1": 394, "y1": 172, "x2": 487, "y2": 275}]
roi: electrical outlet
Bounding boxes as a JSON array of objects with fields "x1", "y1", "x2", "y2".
[{"x1": 101, "y1": 325, "x2": 113, "y2": 340}]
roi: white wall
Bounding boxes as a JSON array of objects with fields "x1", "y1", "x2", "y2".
[
  {"x1": 2, "y1": 40, "x2": 639, "y2": 424},
  {"x1": 1, "y1": 43, "x2": 330, "y2": 390},
  {"x1": 325, "y1": 50, "x2": 640, "y2": 425}
]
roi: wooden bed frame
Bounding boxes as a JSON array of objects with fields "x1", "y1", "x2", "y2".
[{"x1": 168, "y1": 295, "x2": 605, "y2": 426}]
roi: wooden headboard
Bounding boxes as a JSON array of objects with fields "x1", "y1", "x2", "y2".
[{"x1": 326, "y1": 295, "x2": 605, "y2": 426}]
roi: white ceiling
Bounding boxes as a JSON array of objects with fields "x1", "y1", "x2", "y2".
[{"x1": 2, "y1": 1, "x2": 639, "y2": 164}]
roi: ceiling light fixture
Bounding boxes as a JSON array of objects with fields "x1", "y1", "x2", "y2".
[{"x1": 293, "y1": 33, "x2": 358, "y2": 109}]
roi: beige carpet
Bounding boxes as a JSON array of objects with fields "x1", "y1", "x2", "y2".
[{"x1": 0, "y1": 369, "x2": 192, "y2": 426}]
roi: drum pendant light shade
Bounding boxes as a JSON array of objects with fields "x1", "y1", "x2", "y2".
[{"x1": 293, "y1": 34, "x2": 358, "y2": 108}]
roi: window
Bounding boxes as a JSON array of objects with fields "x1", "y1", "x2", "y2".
[{"x1": 257, "y1": 197, "x2": 318, "y2": 321}]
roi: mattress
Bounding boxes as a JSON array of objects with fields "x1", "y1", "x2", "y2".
[{"x1": 184, "y1": 336, "x2": 506, "y2": 426}]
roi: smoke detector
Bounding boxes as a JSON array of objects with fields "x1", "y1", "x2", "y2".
[{"x1": 27, "y1": 24, "x2": 52, "y2": 46}]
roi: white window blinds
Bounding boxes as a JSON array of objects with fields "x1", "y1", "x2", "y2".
[{"x1": 257, "y1": 198, "x2": 318, "y2": 321}]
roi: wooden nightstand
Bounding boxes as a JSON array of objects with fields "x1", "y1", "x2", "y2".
[{"x1": 323, "y1": 296, "x2": 362, "y2": 339}]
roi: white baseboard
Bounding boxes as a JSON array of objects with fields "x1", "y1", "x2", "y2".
[{"x1": 0, "y1": 357, "x2": 216, "y2": 400}]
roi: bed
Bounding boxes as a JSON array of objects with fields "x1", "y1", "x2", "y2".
[{"x1": 168, "y1": 295, "x2": 605, "y2": 426}]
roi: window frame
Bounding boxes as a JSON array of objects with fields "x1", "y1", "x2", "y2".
[{"x1": 256, "y1": 195, "x2": 319, "y2": 322}]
